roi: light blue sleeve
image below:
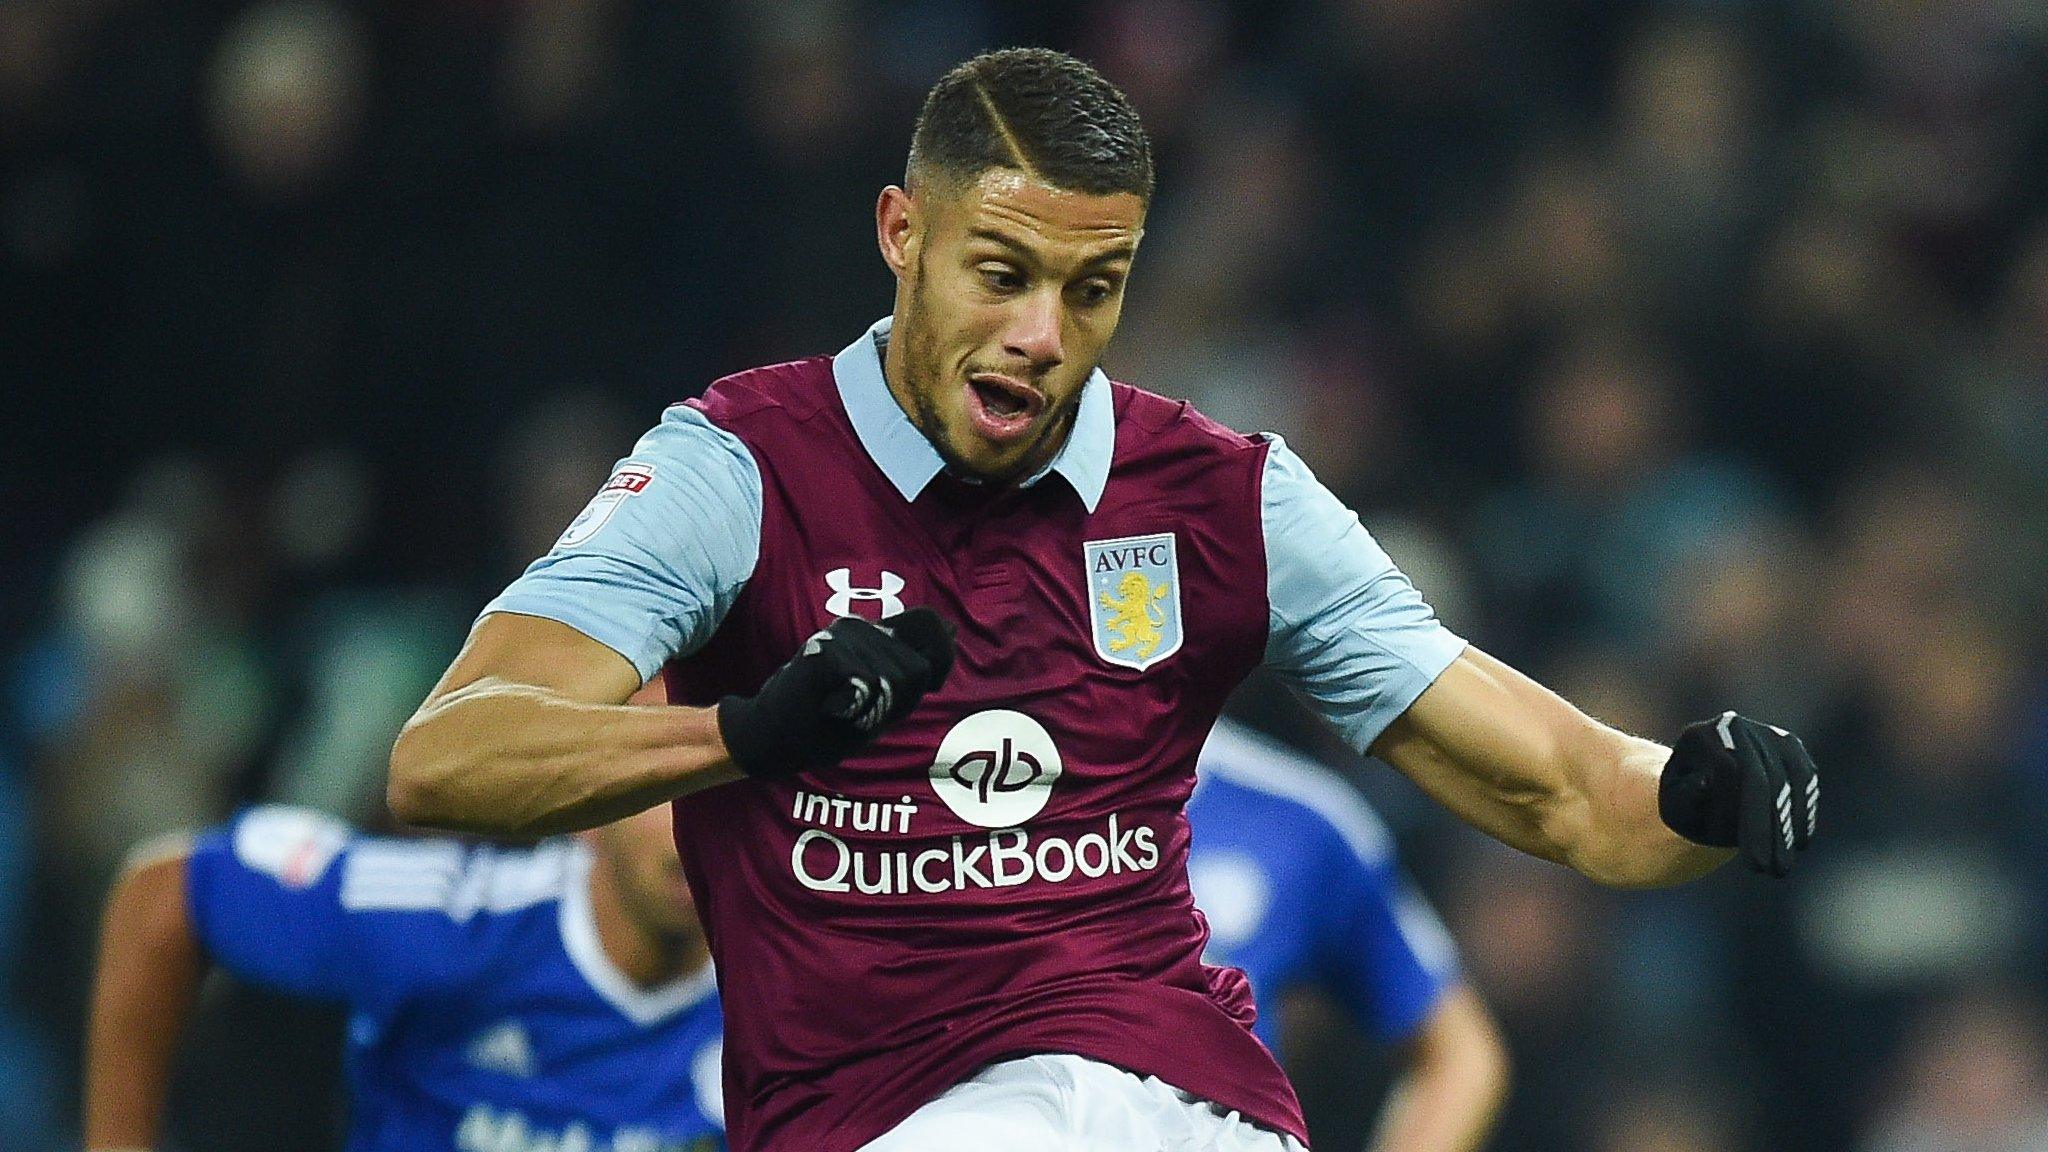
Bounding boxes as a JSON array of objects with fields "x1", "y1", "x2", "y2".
[
  {"x1": 482, "y1": 405, "x2": 763, "y2": 681},
  {"x1": 1260, "y1": 435, "x2": 1468, "y2": 755}
]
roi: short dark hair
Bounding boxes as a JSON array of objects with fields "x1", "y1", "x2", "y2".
[{"x1": 907, "y1": 48, "x2": 1154, "y2": 202}]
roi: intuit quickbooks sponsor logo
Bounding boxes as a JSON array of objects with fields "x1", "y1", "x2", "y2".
[
  {"x1": 790, "y1": 817, "x2": 1161, "y2": 897},
  {"x1": 784, "y1": 709, "x2": 1161, "y2": 897}
]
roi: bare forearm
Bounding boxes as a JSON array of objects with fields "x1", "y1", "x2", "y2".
[
  {"x1": 1368, "y1": 989, "x2": 1509, "y2": 1152},
  {"x1": 1555, "y1": 727, "x2": 1732, "y2": 889},
  {"x1": 85, "y1": 847, "x2": 204, "y2": 1151},
  {"x1": 389, "y1": 679, "x2": 742, "y2": 836},
  {"x1": 1378, "y1": 651, "x2": 1733, "y2": 890}
]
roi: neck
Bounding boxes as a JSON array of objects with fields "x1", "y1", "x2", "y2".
[
  {"x1": 878, "y1": 321, "x2": 940, "y2": 461},
  {"x1": 585, "y1": 857, "x2": 709, "y2": 991}
]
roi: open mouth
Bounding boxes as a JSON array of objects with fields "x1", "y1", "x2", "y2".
[{"x1": 964, "y1": 373, "x2": 1044, "y2": 443}]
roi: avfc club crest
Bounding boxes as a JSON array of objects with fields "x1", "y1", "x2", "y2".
[{"x1": 1084, "y1": 532, "x2": 1183, "y2": 671}]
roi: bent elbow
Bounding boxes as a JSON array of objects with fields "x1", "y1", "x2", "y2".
[
  {"x1": 387, "y1": 713, "x2": 536, "y2": 835},
  {"x1": 384, "y1": 772, "x2": 429, "y2": 828},
  {"x1": 386, "y1": 720, "x2": 452, "y2": 828}
]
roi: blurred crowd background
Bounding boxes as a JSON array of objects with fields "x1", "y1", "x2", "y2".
[{"x1": 5, "y1": 0, "x2": 2048, "y2": 1149}]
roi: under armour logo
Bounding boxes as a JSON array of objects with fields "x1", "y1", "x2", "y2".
[{"x1": 825, "y1": 568, "x2": 906, "y2": 618}]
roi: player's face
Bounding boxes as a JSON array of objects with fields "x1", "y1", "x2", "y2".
[
  {"x1": 594, "y1": 805, "x2": 700, "y2": 940},
  {"x1": 878, "y1": 169, "x2": 1145, "y2": 484}
]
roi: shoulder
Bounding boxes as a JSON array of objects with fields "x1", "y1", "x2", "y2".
[
  {"x1": 540, "y1": 402, "x2": 762, "y2": 559},
  {"x1": 192, "y1": 808, "x2": 571, "y2": 932},
  {"x1": 1197, "y1": 725, "x2": 1394, "y2": 868},
  {"x1": 1253, "y1": 432, "x2": 1339, "y2": 512},
  {"x1": 552, "y1": 401, "x2": 761, "y2": 528},
  {"x1": 207, "y1": 805, "x2": 354, "y2": 887},
  {"x1": 614, "y1": 403, "x2": 762, "y2": 499},
  {"x1": 688, "y1": 356, "x2": 838, "y2": 428},
  {"x1": 1111, "y1": 380, "x2": 1270, "y2": 462}
]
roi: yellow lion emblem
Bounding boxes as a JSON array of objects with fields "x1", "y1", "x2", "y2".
[{"x1": 1098, "y1": 570, "x2": 1170, "y2": 661}]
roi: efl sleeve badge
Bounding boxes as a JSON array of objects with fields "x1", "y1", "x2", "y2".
[{"x1": 555, "y1": 462, "x2": 656, "y2": 550}]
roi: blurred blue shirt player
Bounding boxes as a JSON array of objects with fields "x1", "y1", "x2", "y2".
[
  {"x1": 84, "y1": 796, "x2": 725, "y2": 1152},
  {"x1": 1189, "y1": 720, "x2": 1510, "y2": 1152}
]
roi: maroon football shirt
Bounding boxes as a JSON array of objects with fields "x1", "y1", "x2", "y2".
[{"x1": 663, "y1": 353, "x2": 1307, "y2": 1151}]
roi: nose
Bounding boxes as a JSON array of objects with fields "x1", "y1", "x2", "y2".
[{"x1": 1002, "y1": 290, "x2": 1065, "y2": 373}]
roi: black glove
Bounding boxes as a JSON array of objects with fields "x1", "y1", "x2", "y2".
[
  {"x1": 716, "y1": 608, "x2": 957, "y2": 778},
  {"x1": 1658, "y1": 711, "x2": 1819, "y2": 877}
]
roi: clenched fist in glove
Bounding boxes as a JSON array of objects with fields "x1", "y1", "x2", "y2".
[
  {"x1": 717, "y1": 608, "x2": 958, "y2": 778},
  {"x1": 1658, "y1": 711, "x2": 1819, "y2": 877}
]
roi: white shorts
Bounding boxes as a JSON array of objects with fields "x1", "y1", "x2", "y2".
[{"x1": 858, "y1": 1054, "x2": 1311, "y2": 1152}]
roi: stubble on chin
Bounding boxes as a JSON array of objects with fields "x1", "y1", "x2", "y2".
[
  {"x1": 898, "y1": 282, "x2": 1079, "y2": 483},
  {"x1": 900, "y1": 329, "x2": 963, "y2": 470}
]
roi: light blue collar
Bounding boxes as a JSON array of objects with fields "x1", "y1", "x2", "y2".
[{"x1": 831, "y1": 316, "x2": 1112, "y2": 512}]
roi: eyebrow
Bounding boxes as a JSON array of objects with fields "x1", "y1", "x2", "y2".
[{"x1": 967, "y1": 227, "x2": 1136, "y2": 270}]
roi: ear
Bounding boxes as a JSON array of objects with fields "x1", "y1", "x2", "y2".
[{"x1": 877, "y1": 185, "x2": 919, "y2": 279}]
